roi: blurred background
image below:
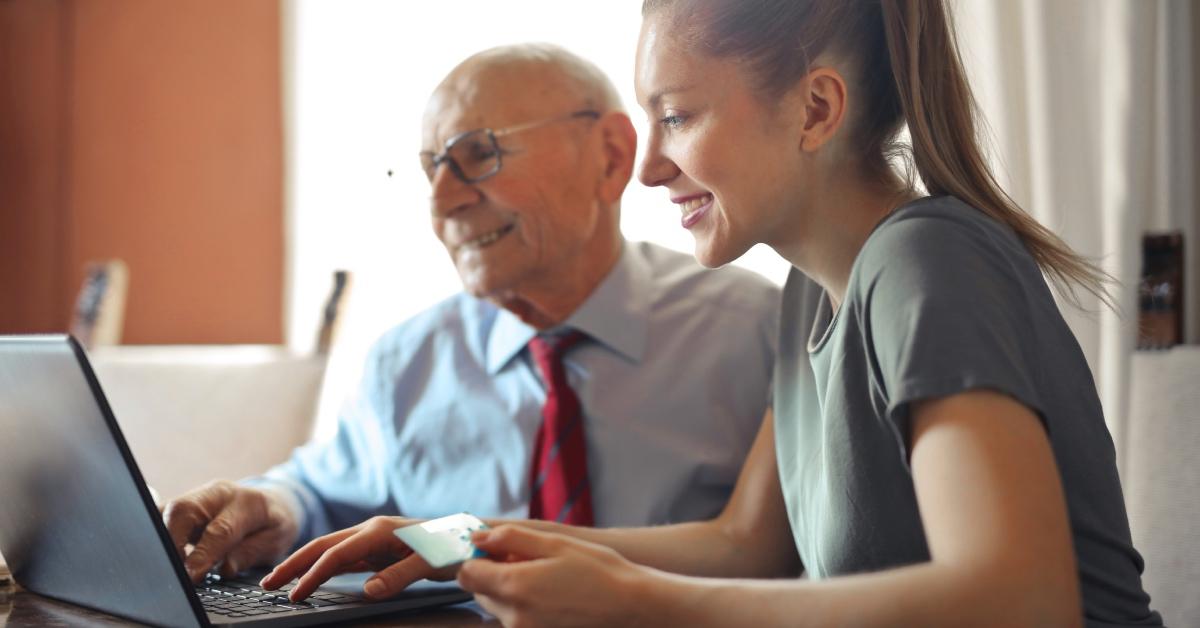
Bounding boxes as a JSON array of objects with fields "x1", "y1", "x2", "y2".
[
  {"x1": 3, "y1": 0, "x2": 1197, "y2": 362},
  {"x1": 1, "y1": 1, "x2": 1198, "y2": 623}
]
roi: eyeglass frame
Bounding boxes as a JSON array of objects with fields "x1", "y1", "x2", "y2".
[{"x1": 419, "y1": 109, "x2": 601, "y2": 184}]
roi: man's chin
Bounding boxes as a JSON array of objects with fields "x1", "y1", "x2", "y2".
[
  {"x1": 455, "y1": 264, "x2": 500, "y2": 297},
  {"x1": 460, "y1": 277, "x2": 521, "y2": 311}
]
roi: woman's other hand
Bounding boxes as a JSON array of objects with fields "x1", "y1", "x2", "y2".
[{"x1": 459, "y1": 525, "x2": 657, "y2": 627}]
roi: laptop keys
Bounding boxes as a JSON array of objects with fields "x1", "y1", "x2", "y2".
[{"x1": 200, "y1": 573, "x2": 358, "y2": 616}]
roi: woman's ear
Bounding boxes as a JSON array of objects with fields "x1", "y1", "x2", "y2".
[
  {"x1": 794, "y1": 66, "x2": 848, "y2": 153},
  {"x1": 595, "y1": 112, "x2": 638, "y2": 204}
]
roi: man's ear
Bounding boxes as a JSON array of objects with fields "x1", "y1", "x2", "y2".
[
  {"x1": 595, "y1": 112, "x2": 637, "y2": 204},
  {"x1": 794, "y1": 66, "x2": 848, "y2": 153}
]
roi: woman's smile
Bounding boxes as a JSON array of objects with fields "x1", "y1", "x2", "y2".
[{"x1": 673, "y1": 193, "x2": 714, "y2": 229}]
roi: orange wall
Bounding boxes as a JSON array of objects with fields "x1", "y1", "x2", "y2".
[
  {"x1": 0, "y1": 0, "x2": 283, "y2": 344},
  {"x1": 0, "y1": 1, "x2": 69, "y2": 334}
]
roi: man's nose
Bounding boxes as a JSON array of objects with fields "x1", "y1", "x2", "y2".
[
  {"x1": 637, "y1": 134, "x2": 679, "y2": 188},
  {"x1": 429, "y1": 164, "x2": 480, "y2": 217}
]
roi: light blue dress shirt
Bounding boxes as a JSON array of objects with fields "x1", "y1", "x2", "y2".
[{"x1": 253, "y1": 242, "x2": 779, "y2": 541}]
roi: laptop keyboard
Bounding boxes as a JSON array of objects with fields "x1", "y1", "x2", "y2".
[{"x1": 198, "y1": 573, "x2": 363, "y2": 618}]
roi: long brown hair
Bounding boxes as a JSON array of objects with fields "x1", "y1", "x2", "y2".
[{"x1": 643, "y1": 0, "x2": 1111, "y2": 307}]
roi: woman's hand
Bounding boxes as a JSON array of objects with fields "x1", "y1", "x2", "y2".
[
  {"x1": 458, "y1": 525, "x2": 659, "y2": 628},
  {"x1": 259, "y1": 516, "x2": 456, "y2": 602}
]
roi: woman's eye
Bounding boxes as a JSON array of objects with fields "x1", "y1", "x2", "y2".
[{"x1": 660, "y1": 114, "x2": 686, "y2": 129}]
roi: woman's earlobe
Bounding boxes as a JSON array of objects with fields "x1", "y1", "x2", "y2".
[{"x1": 797, "y1": 112, "x2": 821, "y2": 153}]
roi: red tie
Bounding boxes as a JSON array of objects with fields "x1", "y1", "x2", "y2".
[{"x1": 527, "y1": 330, "x2": 594, "y2": 526}]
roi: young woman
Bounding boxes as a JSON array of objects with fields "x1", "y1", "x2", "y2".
[{"x1": 262, "y1": 1, "x2": 1162, "y2": 625}]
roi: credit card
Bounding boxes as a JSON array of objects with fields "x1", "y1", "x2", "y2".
[{"x1": 393, "y1": 513, "x2": 489, "y2": 568}]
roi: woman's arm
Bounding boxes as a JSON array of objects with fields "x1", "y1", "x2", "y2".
[
  {"x1": 462, "y1": 390, "x2": 1083, "y2": 628},
  {"x1": 529, "y1": 408, "x2": 799, "y2": 578},
  {"x1": 265, "y1": 409, "x2": 797, "y2": 600}
]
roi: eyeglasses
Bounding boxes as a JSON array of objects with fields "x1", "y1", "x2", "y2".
[{"x1": 418, "y1": 109, "x2": 600, "y2": 184}]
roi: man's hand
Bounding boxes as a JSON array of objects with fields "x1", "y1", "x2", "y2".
[
  {"x1": 162, "y1": 480, "x2": 301, "y2": 582},
  {"x1": 260, "y1": 516, "x2": 457, "y2": 602}
]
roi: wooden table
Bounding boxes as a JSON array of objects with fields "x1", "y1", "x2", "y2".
[{"x1": 0, "y1": 581, "x2": 500, "y2": 627}]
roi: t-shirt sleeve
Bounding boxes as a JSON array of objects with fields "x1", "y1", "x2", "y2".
[{"x1": 856, "y1": 213, "x2": 1046, "y2": 458}]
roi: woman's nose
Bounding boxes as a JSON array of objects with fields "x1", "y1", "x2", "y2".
[{"x1": 637, "y1": 134, "x2": 679, "y2": 188}]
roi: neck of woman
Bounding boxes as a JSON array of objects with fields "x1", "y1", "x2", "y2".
[{"x1": 772, "y1": 170, "x2": 917, "y2": 310}]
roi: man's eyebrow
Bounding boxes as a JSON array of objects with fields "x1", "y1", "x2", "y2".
[{"x1": 645, "y1": 84, "x2": 696, "y2": 108}]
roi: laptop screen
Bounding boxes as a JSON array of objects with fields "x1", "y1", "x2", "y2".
[{"x1": 0, "y1": 336, "x2": 204, "y2": 627}]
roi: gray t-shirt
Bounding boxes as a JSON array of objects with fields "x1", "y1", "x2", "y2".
[{"x1": 773, "y1": 196, "x2": 1161, "y2": 626}]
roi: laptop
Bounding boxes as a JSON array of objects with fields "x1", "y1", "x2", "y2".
[{"x1": 0, "y1": 335, "x2": 473, "y2": 627}]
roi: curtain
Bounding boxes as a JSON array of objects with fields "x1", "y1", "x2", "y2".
[
  {"x1": 950, "y1": 0, "x2": 1198, "y2": 453},
  {"x1": 951, "y1": 2, "x2": 1198, "y2": 624}
]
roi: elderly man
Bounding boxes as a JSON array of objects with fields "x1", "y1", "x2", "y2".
[{"x1": 163, "y1": 43, "x2": 778, "y2": 582}]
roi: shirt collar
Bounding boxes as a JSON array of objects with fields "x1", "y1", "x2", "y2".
[{"x1": 485, "y1": 242, "x2": 651, "y2": 375}]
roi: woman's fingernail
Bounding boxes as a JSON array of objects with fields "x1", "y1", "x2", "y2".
[
  {"x1": 472, "y1": 530, "x2": 490, "y2": 543},
  {"x1": 364, "y1": 578, "x2": 385, "y2": 598}
]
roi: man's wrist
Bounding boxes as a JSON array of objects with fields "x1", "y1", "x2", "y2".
[{"x1": 259, "y1": 486, "x2": 303, "y2": 544}]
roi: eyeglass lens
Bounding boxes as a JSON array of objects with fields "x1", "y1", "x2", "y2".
[{"x1": 421, "y1": 129, "x2": 501, "y2": 183}]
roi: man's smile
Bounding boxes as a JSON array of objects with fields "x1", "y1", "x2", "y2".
[{"x1": 459, "y1": 223, "x2": 517, "y2": 251}]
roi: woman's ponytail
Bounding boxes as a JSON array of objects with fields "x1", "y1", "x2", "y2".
[{"x1": 880, "y1": 0, "x2": 1111, "y2": 307}]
